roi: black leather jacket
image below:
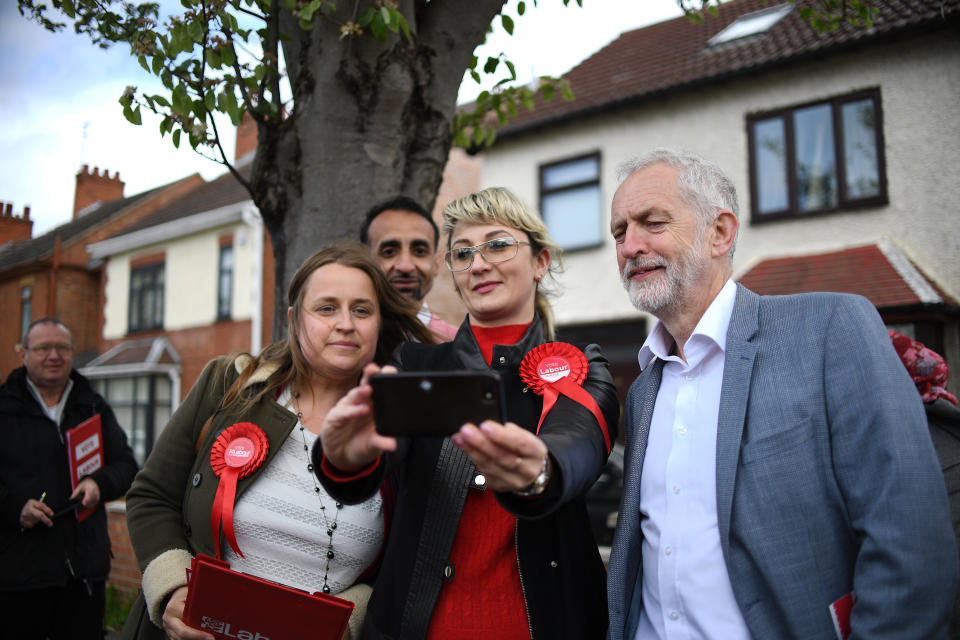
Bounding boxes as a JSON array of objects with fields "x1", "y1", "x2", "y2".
[
  {"x1": 315, "y1": 317, "x2": 619, "y2": 639},
  {"x1": 0, "y1": 367, "x2": 137, "y2": 590}
]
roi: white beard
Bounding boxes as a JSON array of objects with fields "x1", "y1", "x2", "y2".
[{"x1": 620, "y1": 242, "x2": 709, "y2": 316}]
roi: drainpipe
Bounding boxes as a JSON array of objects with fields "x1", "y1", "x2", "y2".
[{"x1": 242, "y1": 204, "x2": 263, "y2": 355}]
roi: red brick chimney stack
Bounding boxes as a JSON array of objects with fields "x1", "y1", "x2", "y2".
[
  {"x1": 73, "y1": 164, "x2": 125, "y2": 218},
  {"x1": 0, "y1": 201, "x2": 34, "y2": 244},
  {"x1": 235, "y1": 112, "x2": 258, "y2": 164}
]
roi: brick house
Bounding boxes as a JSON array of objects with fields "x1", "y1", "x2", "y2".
[
  {"x1": 477, "y1": 0, "x2": 960, "y2": 398},
  {"x1": 0, "y1": 167, "x2": 204, "y2": 377}
]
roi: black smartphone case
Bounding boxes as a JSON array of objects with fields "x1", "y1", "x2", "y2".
[{"x1": 371, "y1": 370, "x2": 506, "y2": 437}]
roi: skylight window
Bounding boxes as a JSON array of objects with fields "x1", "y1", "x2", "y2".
[{"x1": 708, "y1": 4, "x2": 793, "y2": 46}]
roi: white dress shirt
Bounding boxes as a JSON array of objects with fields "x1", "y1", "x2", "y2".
[{"x1": 634, "y1": 279, "x2": 751, "y2": 640}]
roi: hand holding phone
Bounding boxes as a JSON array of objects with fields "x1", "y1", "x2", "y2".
[{"x1": 371, "y1": 371, "x2": 506, "y2": 437}]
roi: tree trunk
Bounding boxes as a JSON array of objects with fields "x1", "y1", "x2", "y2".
[{"x1": 249, "y1": 1, "x2": 504, "y2": 341}]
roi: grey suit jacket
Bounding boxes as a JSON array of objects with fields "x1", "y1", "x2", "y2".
[{"x1": 607, "y1": 285, "x2": 958, "y2": 639}]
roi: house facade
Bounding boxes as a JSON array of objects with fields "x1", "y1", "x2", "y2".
[{"x1": 479, "y1": 0, "x2": 960, "y2": 396}]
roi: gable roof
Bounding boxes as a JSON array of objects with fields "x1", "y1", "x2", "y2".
[
  {"x1": 736, "y1": 243, "x2": 957, "y2": 308},
  {"x1": 0, "y1": 187, "x2": 162, "y2": 272},
  {"x1": 496, "y1": 0, "x2": 958, "y2": 138},
  {"x1": 115, "y1": 166, "x2": 251, "y2": 238}
]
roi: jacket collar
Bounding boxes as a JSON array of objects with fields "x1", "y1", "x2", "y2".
[{"x1": 448, "y1": 315, "x2": 546, "y2": 371}]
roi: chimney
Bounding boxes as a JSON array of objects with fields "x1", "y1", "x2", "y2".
[
  {"x1": 0, "y1": 201, "x2": 34, "y2": 244},
  {"x1": 235, "y1": 111, "x2": 258, "y2": 164},
  {"x1": 73, "y1": 164, "x2": 125, "y2": 218}
]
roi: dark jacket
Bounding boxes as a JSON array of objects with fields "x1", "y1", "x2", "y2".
[
  {"x1": 0, "y1": 366, "x2": 137, "y2": 591},
  {"x1": 315, "y1": 318, "x2": 620, "y2": 640},
  {"x1": 927, "y1": 398, "x2": 960, "y2": 639}
]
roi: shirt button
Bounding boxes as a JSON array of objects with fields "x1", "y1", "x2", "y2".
[
  {"x1": 664, "y1": 546, "x2": 673, "y2": 556},
  {"x1": 684, "y1": 374, "x2": 694, "y2": 381},
  {"x1": 474, "y1": 474, "x2": 486, "y2": 487},
  {"x1": 498, "y1": 356, "x2": 506, "y2": 365},
  {"x1": 550, "y1": 560, "x2": 558, "y2": 568},
  {"x1": 669, "y1": 611, "x2": 680, "y2": 621},
  {"x1": 678, "y1": 426, "x2": 688, "y2": 436},
  {"x1": 672, "y1": 485, "x2": 680, "y2": 494},
  {"x1": 192, "y1": 473, "x2": 202, "y2": 487}
]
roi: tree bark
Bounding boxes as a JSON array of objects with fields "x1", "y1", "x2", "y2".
[{"x1": 248, "y1": 0, "x2": 505, "y2": 340}]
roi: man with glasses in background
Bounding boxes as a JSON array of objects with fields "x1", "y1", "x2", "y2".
[{"x1": 0, "y1": 318, "x2": 137, "y2": 639}]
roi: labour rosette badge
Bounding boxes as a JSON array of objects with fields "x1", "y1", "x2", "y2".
[
  {"x1": 519, "y1": 343, "x2": 610, "y2": 453},
  {"x1": 210, "y1": 422, "x2": 268, "y2": 559}
]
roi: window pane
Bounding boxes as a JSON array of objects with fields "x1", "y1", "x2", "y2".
[
  {"x1": 110, "y1": 377, "x2": 135, "y2": 402},
  {"x1": 794, "y1": 104, "x2": 837, "y2": 211},
  {"x1": 218, "y1": 246, "x2": 234, "y2": 319},
  {"x1": 842, "y1": 99, "x2": 880, "y2": 199},
  {"x1": 155, "y1": 376, "x2": 172, "y2": 403},
  {"x1": 753, "y1": 118, "x2": 788, "y2": 214},
  {"x1": 543, "y1": 156, "x2": 598, "y2": 189},
  {"x1": 542, "y1": 186, "x2": 603, "y2": 250},
  {"x1": 136, "y1": 376, "x2": 150, "y2": 403}
]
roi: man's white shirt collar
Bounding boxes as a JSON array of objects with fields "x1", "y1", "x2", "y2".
[{"x1": 638, "y1": 278, "x2": 737, "y2": 370}]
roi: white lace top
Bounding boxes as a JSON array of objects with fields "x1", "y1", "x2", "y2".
[{"x1": 224, "y1": 387, "x2": 384, "y2": 594}]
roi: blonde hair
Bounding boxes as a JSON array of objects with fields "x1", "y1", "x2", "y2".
[{"x1": 442, "y1": 187, "x2": 563, "y2": 340}]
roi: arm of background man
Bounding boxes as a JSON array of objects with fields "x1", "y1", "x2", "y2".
[
  {"x1": 825, "y1": 295, "x2": 958, "y2": 637},
  {"x1": 498, "y1": 343, "x2": 620, "y2": 518},
  {"x1": 88, "y1": 400, "x2": 138, "y2": 502}
]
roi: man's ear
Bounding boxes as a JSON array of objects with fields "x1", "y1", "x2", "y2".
[{"x1": 710, "y1": 209, "x2": 738, "y2": 259}]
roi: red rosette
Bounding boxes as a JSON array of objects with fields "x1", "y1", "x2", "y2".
[
  {"x1": 520, "y1": 343, "x2": 611, "y2": 453},
  {"x1": 209, "y1": 422, "x2": 268, "y2": 559}
]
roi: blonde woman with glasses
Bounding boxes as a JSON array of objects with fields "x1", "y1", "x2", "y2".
[{"x1": 314, "y1": 187, "x2": 619, "y2": 640}]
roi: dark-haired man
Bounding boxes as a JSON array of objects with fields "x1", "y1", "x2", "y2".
[
  {"x1": 360, "y1": 196, "x2": 458, "y2": 341},
  {"x1": 0, "y1": 318, "x2": 137, "y2": 639}
]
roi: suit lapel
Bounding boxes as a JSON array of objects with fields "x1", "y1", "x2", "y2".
[{"x1": 715, "y1": 285, "x2": 759, "y2": 550}]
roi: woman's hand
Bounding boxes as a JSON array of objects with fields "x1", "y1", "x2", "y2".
[
  {"x1": 320, "y1": 362, "x2": 398, "y2": 473},
  {"x1": 452, "y1": 420, "x2": 549, "y2": 492},
  {"x1": 161, "y1": 586, "x2": 214, "y2": 640}
]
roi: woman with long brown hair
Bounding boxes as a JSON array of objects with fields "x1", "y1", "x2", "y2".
[{"x1": 123, "y1": 244, "x2": 431, "y2": 640}]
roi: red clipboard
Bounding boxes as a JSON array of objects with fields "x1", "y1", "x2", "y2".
[
  {"x1": 64, "y1": 414, "x2": 103, "y2": 522},
  {"x1": 182, "y1": 554, "x2": 355, "y2": 640}
]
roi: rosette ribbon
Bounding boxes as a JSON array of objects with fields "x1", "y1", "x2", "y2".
[
  {"x1": 209, "y1": 422, "x2": 268, "y2": 559},
  {"x1": 519, "y1": 342, "x2": 611, "y2": 453}
]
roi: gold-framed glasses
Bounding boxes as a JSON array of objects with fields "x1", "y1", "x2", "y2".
[
  {"x1": 26, "y1": 344, "x2": 74, "y2": 357},
  {"x1": 445, "y1": 237, "x2": 530, "y2": 272}
]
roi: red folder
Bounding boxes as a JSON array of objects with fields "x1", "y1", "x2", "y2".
[
  {"x1": 182, "y1": 554, "x2": 355, "y2": 640},
  {"x1": 64, "y1": 414, "x2": 103, "y2": 522}
]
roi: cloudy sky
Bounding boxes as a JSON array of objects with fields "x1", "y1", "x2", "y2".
[{"x1": 0, "y1": 0, "x2": 684, "y2": 236}]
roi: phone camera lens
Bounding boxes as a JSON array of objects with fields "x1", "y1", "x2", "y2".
[{"x1": 420, "y1": 380, "x2": 432, "y2": 392}]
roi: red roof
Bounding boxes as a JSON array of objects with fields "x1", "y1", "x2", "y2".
[
  {"x1": 496, "y1": 0, "x2": 958, "y2": 137},
  {"x1": 737, "y1": 244, "x2": 956, "y2": 308}
]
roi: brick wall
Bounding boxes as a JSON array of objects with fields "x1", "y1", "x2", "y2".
[{"x1": 106, "y1": 501, "x2": 141, "y2": 598}]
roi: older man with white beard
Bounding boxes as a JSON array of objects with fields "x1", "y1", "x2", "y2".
[{"x1": 605, "y1": 148, "x2": 957, "y2": 640}]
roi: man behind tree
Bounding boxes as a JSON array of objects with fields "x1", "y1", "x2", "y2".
[
  {"x1": 360, "y1": 196, "x2": 459, "y2": 341},
  {"x1": 0, "y1": 318, "x2": 137, "y2": 639}
]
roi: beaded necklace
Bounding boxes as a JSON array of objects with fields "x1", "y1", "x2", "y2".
[{"x1": 293, "y1": 393, "x2": 343, "y2": 594}]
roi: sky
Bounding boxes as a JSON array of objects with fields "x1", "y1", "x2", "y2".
[{"x1": 0, "y1": 0, "x2": 685, "y2": 236}]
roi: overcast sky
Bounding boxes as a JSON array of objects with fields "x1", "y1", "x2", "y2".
[{"x1": 0, "y1": 0, "x2": 684, "y2": 236}]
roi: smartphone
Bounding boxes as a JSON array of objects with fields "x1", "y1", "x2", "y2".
[
  {"x1": 371, "y1": 370, "x2": 506, "y2": 437},
  {"x1": 53, "y1": 497, "x2": 83, "y2": 518}
]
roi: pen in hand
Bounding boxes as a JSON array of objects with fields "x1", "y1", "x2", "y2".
[{"x1": 20, "y1": 491, "x2": 50, "y2": 532}]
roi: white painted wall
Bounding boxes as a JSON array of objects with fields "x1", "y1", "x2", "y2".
[
  {"x1": 480, "y1": 30, "x2": 960, "y2": 327},
  {"x1": 102, "y1": 222, "x2": 257, "y2": 339}
]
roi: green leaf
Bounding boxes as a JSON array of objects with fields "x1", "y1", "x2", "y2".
[
  {"x1": 123, "y1": 105, "x2": 142, "y2": 126},
  {"x1": 380, "y1": 6, "x2": 391, "y2": 27},
  {"x1": 151, "y1": 53, "x2": 164, "y2": 75},
  {"x1": 281, "y1": 0, "x2": 296, "y2": 9},
  {"x1": 221, "y1": 45, "x2": 235, "y2": 68},
  {"x1": 161, "y1": 70, "x2": 174, "y2": 90},
  {"x1": 301, "y1": 0, "x2": 321, "y2": 21},
  {"x1": 501, "y1": 14, "x2": 514, "y2": 35},
  {"x1": 483, "y1": 56, "x2": 499, "y2": 74},
  {"x1": 505, "y1": 60, "x2": 516, "y2": 80},
  {"x1": 138, "y1": 55, "x2": 150, "y2": 73},
  {"x1": 506, "y1": 99, "x2": 517, "y2": 118},
  {"x1": 61, "y1": 0, "x2": 76, "y2": 18},
  {"x1": 187, "y1": 19, "x2": 204, "y2": 43},
  {"x1": 371, "y1": 13, "x2": 386, "y2": 40},
  {"x1": 358, "y1": 8, "x2": 375, "y2": 27},
  {"x1": 469, "y1": 69, "x2": 481, "y2": 83},
  {"x1": 469, "y1": 55, "x2": 478, "y2": 70},
  {"x1": 172, "y1": 84, "x2": 191, "y2": 116},
  {"x1": 518, "y1": 1, "x2": 525, "y2": 16},
  {"x1": 152, "y1": 94, "x2": 170, "y2": 108},
  {"x1": 540, "y1": 83, "x2": 555, "y2": 101},
  {"x1": 204, "y1": 91, "x2": 215, "y2": 111},
  {"x1": 172, "y1": 129, "x2": 181, "y2": 148},
  {"x1": 204, "y1": 48, "x2": 221, "y2": 68},
  {"x1": 473, "y1": 126, "x2": 487, "y2": 145},
  {"x1": 485, "y1": 128, "x2": 497, "y2": 146}
]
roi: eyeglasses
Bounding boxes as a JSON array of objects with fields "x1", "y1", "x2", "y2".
[
  {"x1": 26, "y1": 344, "x2": 74, "y2": 357},
  {"x1": 445, "y1": 237, "x2": 531, "y2": 272}
]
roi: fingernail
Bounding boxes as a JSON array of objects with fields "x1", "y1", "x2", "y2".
[
  {"x1": 479, "y1": 421, "x2": 495, "y2": 434},
  {"x1": 451, "y1": 435, "x2": 463, "y2": 447}
]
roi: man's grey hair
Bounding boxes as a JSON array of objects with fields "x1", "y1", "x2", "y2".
[{"x1": 617, "y1": 148, "x2": 739, "y2": 259}]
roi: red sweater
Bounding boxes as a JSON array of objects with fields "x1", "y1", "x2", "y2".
[{"x1": 425, "y1": 322, "x2": 531, "y2": 640}]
